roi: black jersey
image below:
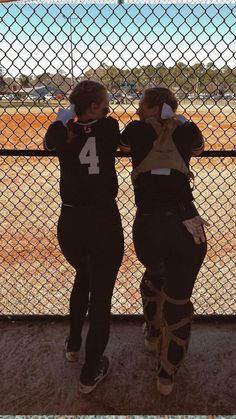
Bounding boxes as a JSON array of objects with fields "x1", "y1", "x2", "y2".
[
  {"x1": 120, "y1": 120, "x2": 204, "y2": 211},
  {"x1": 44, "y1": 116, "x2": 120, "y2": 207}
]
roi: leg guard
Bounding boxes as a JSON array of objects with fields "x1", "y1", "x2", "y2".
[
  {"x1": 158, "y1": 292, "x2": 194, "y2": 377},
  {"x1": 140, "y1": 267, "x2": 165, "y2": 350}
]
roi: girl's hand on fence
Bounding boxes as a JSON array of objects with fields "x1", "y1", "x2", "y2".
[
  {"x1": 177, "y1": 115, "x2": 188, "y2": 123},
  {"x1": 182, "y1": 216, "x2": 210, "y2": 245}
]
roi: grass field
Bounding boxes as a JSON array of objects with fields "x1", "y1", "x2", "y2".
[{"x1": 0, "y1": 101, "x2": 235, "y2": 316}]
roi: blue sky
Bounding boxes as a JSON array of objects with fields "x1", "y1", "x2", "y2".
[{"x1": 0, "y1": 2, "x2": 235, "y2": 78}]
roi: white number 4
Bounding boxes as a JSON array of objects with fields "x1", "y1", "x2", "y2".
[{"x1": 78, "y1": 137, "x2": 99, "y2": 174}]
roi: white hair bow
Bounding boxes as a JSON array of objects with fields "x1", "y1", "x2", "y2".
[
  {"x1": 161, "y1": 102, "x2": 188, "y2": 123},
  {"x1": 161, "y1": 103, "x2": 175, "y2": 119}
]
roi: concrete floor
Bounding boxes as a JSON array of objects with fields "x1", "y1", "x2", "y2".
[{"x1": 0, "y1": 318, "x2": 235, "y2": 415}]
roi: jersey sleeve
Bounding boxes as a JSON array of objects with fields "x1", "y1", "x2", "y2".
[
  {"x1": 105, "y1": 116, "x2": 121, "y2": 152},
  {"x1": 43, "y1": 121, "x2": 67, "y2": 151},
  {"x1": 119, "y1": 122, "x2": 138, "y2": 152},
  {"x1": 187, "y1": 122, "x2": 205, "y2": 156},
  {"x1": 111, "y1": 117, "x2": 121, "y2": 150}
]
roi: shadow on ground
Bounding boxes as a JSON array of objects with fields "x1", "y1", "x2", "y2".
[{"x1": 0, "y1": 318, "x2": 235, "y2": 415}]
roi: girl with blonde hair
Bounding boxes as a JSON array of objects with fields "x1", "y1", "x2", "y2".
[
  {"x1": 44, "y1": 80, "x2": 124, "y2": 394},
  {"x1": 120, "y1": 86, "x2": 207, "y2": 395}
]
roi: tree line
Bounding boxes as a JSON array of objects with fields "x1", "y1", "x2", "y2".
[{"x1": 1, "y1": 62, "x2": 236, "y2": 95}]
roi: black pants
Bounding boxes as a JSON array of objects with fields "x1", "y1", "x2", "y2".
[
  {"x1": 133, "y1": 209, "x2": 207, "y2": 374},
  {"x1": 133, "y1": 209, "x2": 207, "y2": 299},
  {"x1": 57, "y1": 202, "x2": 124, "y2": 374}
]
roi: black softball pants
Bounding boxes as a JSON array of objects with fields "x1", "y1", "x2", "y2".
[
  {"x1": 133, "y1": 209, "x2": 207, "y2": 376},
  {"x1": 57, "y1": 202, "x2": 124, "y2": 375}
]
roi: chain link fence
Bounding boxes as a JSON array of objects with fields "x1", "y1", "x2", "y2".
[{"x1": 0, "y1": 1, "x2": 235, "y2": 316}]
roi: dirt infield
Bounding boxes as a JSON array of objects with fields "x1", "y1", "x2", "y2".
[
  {"x1": 0, "y1": 155, "x2": 235, "y2": 316},
  {"x1": 0, "y1": 102, "x2": 235, "y2": 150}
]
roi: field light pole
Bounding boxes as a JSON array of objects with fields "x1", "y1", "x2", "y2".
[{"x1": 61, "y1": 14, "x2": 79, "y2": 89}]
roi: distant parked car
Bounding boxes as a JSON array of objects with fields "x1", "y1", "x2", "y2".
[
  {"x1": 2, "y1": 93, "x2": 15, "y2": 100},
  {"x1": 187, "y1": 93, "x2": 197, "y2": 99},
  {"x1": 29, "y1": 94, "x2": 40, "y2": 101},
  {"x1": 126, "y1": 92, "x2": 139, "y2": 101},
  {"x1": 45, "y1": 93, "x2": 53, "y2": 100},
  {"x1": 211, "y1": 94, "x2": 221, "y2": 100},
  {"x1": 110, "y1": 93, "x2": 126, "y2": 104},
  {"x1": 53, "y1": 93, "x2": 65, "y2": 100},
  {"x1": 223, "y1": 93, "x2": 234, "y2": 100},
  {"x1": 199, "y1": 93, "x2": 210, "y2": 99},
  {"x1": 175, "y1": 92, "x2": 186, "y2": 99}
]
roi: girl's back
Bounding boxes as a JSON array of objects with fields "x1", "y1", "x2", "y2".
[{"x1": 45, "y1": 115, "x2": 120, "y2": 207}]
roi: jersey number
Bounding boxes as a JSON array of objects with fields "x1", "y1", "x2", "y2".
[{"x1": 78, "y1": 137, "x2": 99, "y2": 174}]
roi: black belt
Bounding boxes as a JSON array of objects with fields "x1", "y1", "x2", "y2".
[
  {"x1": 62, "y1": 203, "x2": 74, "y2": 208},
  {"x1": 62, "y1": 201, "x2": 117, "y2": 209},
  {"x1": 137, "y1": 201, "x2": 197, "y2": 218},
  {"x1": 137, "y1": 208, "x2": 178, "y2": 217},
  {"x1": 62, "y1": 203, "x2": 92, "y2": 208}
]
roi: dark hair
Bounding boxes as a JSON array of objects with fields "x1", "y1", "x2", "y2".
[
  {"x1": 144, "y1": 87, "x2": 178, "y2": 112},
  {"x1": 69, "y1": 80, "x2": 106, "y2": 116}
]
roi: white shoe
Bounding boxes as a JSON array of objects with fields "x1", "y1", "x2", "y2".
[
  {"x1": 144, "y1": 337, "x2": 160, "y2": 353},
  {"x1": 79, "y1": 356, "x2": 110, "y2": 394},
  {"x1": 64, "y1": 337, "x2": 80, "y2": 362},
  {"x1": 66, "y1": 350, "x2": 80, "y2": 362},
  {"x1": 156, "y1": 374, "x2": 174, "y2": 395},
  {"x1": 142, "y1": 322, "x2": 161, "y2": 353}
]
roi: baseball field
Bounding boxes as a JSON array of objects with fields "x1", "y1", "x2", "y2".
[{"x1": 0, "y1": 101, "x2": 235, "y2": 316}]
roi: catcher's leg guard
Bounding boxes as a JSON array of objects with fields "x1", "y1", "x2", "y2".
[
  {"x1": 157, "y1": 293, "x2": 194, "y2": 395},
  {"x1": 140, "y1": 266, "x2": 165, "y2": 352}
]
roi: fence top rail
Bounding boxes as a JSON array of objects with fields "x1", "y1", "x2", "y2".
[
  {"x1": 0, "y1": 150, "x2": 235, "y2": 157},
  {"x1": 0, "y1": 0, "x2": 234, "y2": 4}
]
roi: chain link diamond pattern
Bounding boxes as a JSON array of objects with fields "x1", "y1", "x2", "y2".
[{"x1": 0, "y1": 2, "x2": 235, "y2": 315}]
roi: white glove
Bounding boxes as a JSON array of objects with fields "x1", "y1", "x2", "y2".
[
  {"x1": 56, "y1": 104, "x2": 76, "y2": 126},
  {"x1": 177, "y1": 115, "x2": 188, "y2": 123},
  {"x1": 182, "y1": 216, "x2": 210, "y2": 245}
]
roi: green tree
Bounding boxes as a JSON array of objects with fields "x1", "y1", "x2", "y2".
[
  {"x1": 51, "y1": 70, "x2": 71, "y2": 93},
  {"x1": 36, "y1": 72, "x2": 53, "y2": 87},
  {"x1": 0, "y1": 65, "x2": 7, "y2": 93},
  {"x1": 169, "y1": 62, "x2": 192, "y2": 93},
  {"x1": 65, "y1": 62, "x2": 236, "y2": 96},
  {"x1": 17, "y1": 74, "x2": 32, "y2": 88}
]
